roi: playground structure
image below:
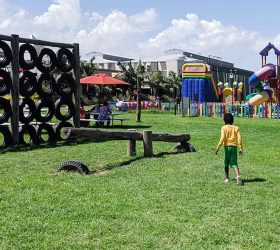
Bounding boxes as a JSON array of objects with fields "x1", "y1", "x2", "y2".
[
  {"x1": 0, "y1": 34, "x2": 80, "y2": 147},
  {"x1": 181, "y1": 43, "x2": 280, "y2": 119},
  {"x1": 182, "y1": 63, "x2": 244, "y2": 104},
  {"x1": 246, "y1": 43, "x2": 280, "y2": 107},
  {"x1": 181, "y1": 63, "x2": 219, "y2": 102},
  {"x1": 217, "y1": 81, "x2": 243, "y2": 103}
]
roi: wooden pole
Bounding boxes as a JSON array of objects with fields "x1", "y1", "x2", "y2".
[
  {"x1": 73, "y1": 43, "x2": 80, "y2": 128},
  {"x1": 136, "y1": 75, "x2": 141, "y2": 122},
  {"x1": 127, "y1": 129, "x2": 136, "y2": 156},
  {"x1": 143, "y1": 130, "x2": 153, "y2": 157},
  {"x1": 11, "y1": 34, "x2": 19, "y2": 144}
]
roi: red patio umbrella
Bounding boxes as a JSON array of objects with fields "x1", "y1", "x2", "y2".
[{"x1": 80, "y1": 73, "x2": 130, "y2": 85}]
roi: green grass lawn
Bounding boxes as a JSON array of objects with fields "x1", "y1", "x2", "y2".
[{"x1": 1, "y1": 111, "x2": 280, "y2": 249}]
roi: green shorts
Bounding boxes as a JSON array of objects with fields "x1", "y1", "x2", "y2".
[{"x1": 224, "y1": 146, "x2": 238, "y2": 168}]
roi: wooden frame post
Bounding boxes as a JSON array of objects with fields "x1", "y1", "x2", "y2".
[
  {"x1": 127, "y1": 129, "x2": 136, "y2": 156},
  {"x1": 73, "y1": 43, "x2": 80, "y2": 128},
  {"x1": 136, "y1": 76, "x2": 141, "y2": 122},
  {"x1": 11, "y1": 34, "x2": 19, "y2": 144},
  {"x1": 143, "y1": 130, "x2": 153, "y2": 157}
]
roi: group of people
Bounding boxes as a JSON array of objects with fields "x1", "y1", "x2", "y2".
[{"x1": 80, "y1": 101, "x2": 112, "y2": 127}]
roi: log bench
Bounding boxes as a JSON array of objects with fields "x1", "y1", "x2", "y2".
[{"x1": 64, "y1": 128, "x2": 195, "y2": 157}]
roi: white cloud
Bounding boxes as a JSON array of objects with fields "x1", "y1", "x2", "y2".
[
  {"x1": 86, "y1": 12, "x2": 103, "y2": 22},
  {"x1": 129, "y1": 8, "x2": 158, "y2": 32},
  {"x1": 34, "y1": 0, "x2": 80, "y2": 31},
  {"x1": 0, "y1": 0, "x2": 279, "y2": 70},
  {"x1": 76, "y1": 9, "x2": 159, "y2": 56},
  {"x1": 138, "y1": 13, "x2": 267, "y2": 69}
]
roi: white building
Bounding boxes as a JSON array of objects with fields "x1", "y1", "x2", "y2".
[{"x1": 86, "y1": 49, "x2": 194, "y2": 77}]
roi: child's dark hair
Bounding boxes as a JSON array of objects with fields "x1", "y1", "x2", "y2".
[{"x1": 224, "y1": 113, "x2": 234, "y2": 125}]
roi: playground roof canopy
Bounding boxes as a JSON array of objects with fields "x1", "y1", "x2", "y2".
[{"x1": 259, "y1": 42, "x2": 280, "y2": 56}]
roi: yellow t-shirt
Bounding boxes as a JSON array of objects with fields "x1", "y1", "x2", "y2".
[{"x1": 216, "y1": 125, "x2": 243, "y2": 150}]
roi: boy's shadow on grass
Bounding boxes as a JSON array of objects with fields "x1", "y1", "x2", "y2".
[{"x1": 242, "y1": 178, "x2": 266, "y2": 183}]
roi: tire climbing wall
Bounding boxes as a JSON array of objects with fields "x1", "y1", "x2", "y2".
[{"x1": 0, "y1": 34, "x2": 80, "y2": 148}]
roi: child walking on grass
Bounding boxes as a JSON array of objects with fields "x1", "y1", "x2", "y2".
[{"x1": 215, "y1": 113, "x2": 243, "y2": 185}]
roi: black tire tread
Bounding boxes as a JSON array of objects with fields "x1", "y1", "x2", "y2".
[
  {"x1": 19, "y1": 43, "x2": 38, "y2": 70},
  {"x1": 0, "y1": 97, "x2": 12, "y2": 124},
  {"x1": 36, "y1": 123, "x2": 56, "y2": 144},
  {"x1": 0, "y1": 40, "x2": 12, "y2": 68},
  {"x1": 54, "y1": 121, "x2": 73, "y2": 141},
  {"x1": 19, "y1": 124, "x2": 38, "y2": 145},
  {"x1": 0, "y1": 125, "x2": 13, "y2": 146},
  {"x1": 0, "y1": 69, "x2": 12, "y2": 96},
  {"x1": 54, "y1": 98, "x2": 75, "y2": 121},
  {"x1": 58, "y1": 160, "x2": 90, "y2": 174},
  {"x1": 57, "y1": 48, "x2": 74, "y2": 72}
]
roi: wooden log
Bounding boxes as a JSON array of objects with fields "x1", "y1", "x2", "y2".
[
  {"x1": 64, "y1": 127, "x2": 143, "y2": 141},
  {"x1": 11, "y1": 34, "x2": 20, "y2": 144},
  {"x1": 127, "y1": 129, "x2": 136, "y2": 156},
  {"x1": 64, "y1": 127, "x2": 190, "y2": 142},
  {"x1": 143, "y1": 130, "x2": 153, "y2": 157},
  {"x1": 150, "y1": 132, "x2": 190, "y2": 142}
]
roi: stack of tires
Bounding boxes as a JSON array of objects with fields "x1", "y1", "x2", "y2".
[
  {"x1": 18, "y1": 43, "x2": 75, "y2": 145},
  {"x1": 0, "y1": 40, "x2": 13, "y2": 147},
  {"x1": 0, "y1": 39, "x2": 76, "y2": 148}
]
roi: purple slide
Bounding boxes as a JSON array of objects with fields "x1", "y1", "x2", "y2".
[{"x1": 249, "y1": 64, "x2": 275, "y2": 88}]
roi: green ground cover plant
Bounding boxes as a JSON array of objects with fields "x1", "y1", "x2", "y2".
[{"x1": 0, "y1": 111, "x2": 280, "y2": 249}]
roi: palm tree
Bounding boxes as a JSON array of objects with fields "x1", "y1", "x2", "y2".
[
  {"x1": 80, "y1": 57, "x2": 97, "y2": 101},
  {"x1": 146, "y1": 71, "x2": 165, "y2": 97},
  {"x1": 116, "y1": 61, "x2": 145, "y2": 90},
  {"x1": 80, "y1": 56, "x2": 96, "y2": 77},
  {"x1": 163, "y1": 71, "x2": 181, "y2": 96}
]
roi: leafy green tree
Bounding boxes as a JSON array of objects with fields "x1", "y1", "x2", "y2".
[
  {"x1": 116, "y1": 62, "x2": 145, "y2": 90},
  {"x1": 146, "y1": 71, "x2": 165, "y2": 97},
  {"x1": 163, "y1": 71, "x2": 181, "y2": 90}
]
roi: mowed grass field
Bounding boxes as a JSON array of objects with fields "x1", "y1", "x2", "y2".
[{"x1": 0, "y1": 111, "x2": 280, "y2": 249}]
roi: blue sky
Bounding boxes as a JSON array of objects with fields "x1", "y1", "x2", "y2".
[{"x1": 2, "y1": 0, "x2": 280, "y2": 71}]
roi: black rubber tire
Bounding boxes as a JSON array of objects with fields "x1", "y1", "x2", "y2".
[
  {"x1": 37, "y1": 73, "x2": 55, "y2": 98},
  {"x1": 0, "y1": 69, "x2": 12, "y2": 96},
  {"x1": 55, "y1": 73, "x2": 75, "y2": 98},
  {"x1": 54, "y1": 98, "x2": 75, "y2": 121},
  {"x1": 36, "y1": 48, "x2": 57, "y2": 73},
  {"x1": 36, "y1": 123, "x2": 56, "y2": 144},
  {"x1": 0, "y1": 125, "x2": 13, "y2": 146},
  {"x1": 58, "y1": 160, "x2": 90, "y2": 175},
  {"x1": 0, "y1": 97, "x2": 12, "y2": 124},
  {"x1": 19, "y1": 70, "x2": 37, "y2": 97},
  {"x1": 19, "y1": 43, "x2": 38, "y2": 70},
  {"x1": 0, "y1": 40, "x2": 12, "y2": 68},
  {"x1": 19, "y1": 98, "x2": 36, "y2": 124},
  {"x1": 35, "y1": 98, "x2": 55, "y2": 123},
  {"x1": 57, "y1": 48, "x2": 74, "y2": 72},
  {"x1": 19, "y1": 124, "x2": 38, "y2": 145},
  {"x1": 172, "y1": 141, "x2": 196, "y2": 152},
  {"x1": 54, "y1": 121, "x2": 73, "y2": 141}
]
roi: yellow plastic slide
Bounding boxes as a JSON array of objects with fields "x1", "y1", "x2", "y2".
[{"x1": 248, "y1": 91, "x2": 269, "y2": 106}]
